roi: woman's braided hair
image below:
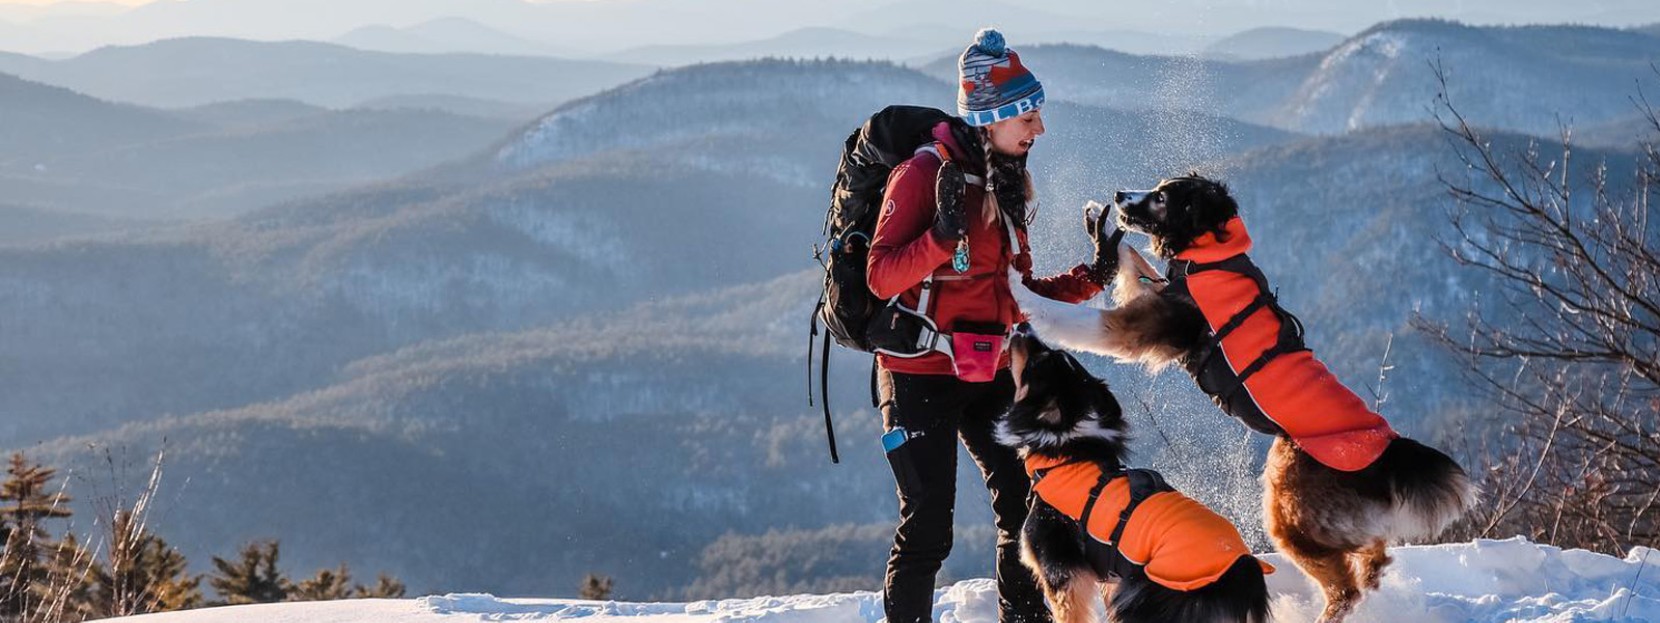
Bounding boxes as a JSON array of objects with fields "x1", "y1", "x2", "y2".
[{"x1": 982, "y1": 127, "x2": 1037, "y2": 226}]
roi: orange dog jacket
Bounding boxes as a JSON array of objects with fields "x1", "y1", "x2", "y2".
[
  {"x1": 1025, "y1": 455, "x2": 1269, "y2": 591},
  {"x1": 1168, "y1": 217, "x2": 1397, "y2": 472}
]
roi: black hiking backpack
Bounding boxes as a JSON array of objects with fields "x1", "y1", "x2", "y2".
[{"x1": 808, "y1": 105, "x2": 978, "y2": 463}]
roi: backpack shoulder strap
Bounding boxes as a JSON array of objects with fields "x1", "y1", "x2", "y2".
[
  {"x1": 914, "y1": 142, "x2": 986, "y2": 186},
  {"x1": 1000, "y1": 205, "x2": 1023, "y2": 258}
]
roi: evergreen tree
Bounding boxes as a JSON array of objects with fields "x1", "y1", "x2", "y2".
[
  {"x1": 353, "y1": 573, "x2": 406, "y2": 599},
  {"x1": 92, "y1": 510, "x2": 202, "y2": 616},
  {"x1": 0, "y1": 453, "x2": 73, "y2": 619},
  {"x1": 290, "y1": 564, "x2": 353, "y2": 602},
  {"x1": 38, "y1": 532, "x2": 98, "y2": 623},
  {"x1": 579, "y1": 574, "x2": 614, "y2": 601},
  {"x1": 207, "y1": 541, "x2": 289, "y2": 605}
]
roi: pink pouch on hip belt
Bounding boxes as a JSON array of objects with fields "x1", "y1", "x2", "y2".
[{"x1": 950, "y1": 322, "x2": 1007, "y2": 383}]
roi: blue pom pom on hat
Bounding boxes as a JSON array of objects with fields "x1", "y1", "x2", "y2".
[
  {"x1": 957, "y1": 28, "x2": 1043, "y2": 127},
  {"x1": 973, "y1": 28, "x2": 1005, "y2": 56}
]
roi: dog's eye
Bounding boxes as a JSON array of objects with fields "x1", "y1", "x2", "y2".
[{"x1": 1152, "y1": 191, "x2": 1166, "y2": 205}]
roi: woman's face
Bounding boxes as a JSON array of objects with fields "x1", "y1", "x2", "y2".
[{"x1": 986, "y1": 109, "x2": 1045, "y2": 157}]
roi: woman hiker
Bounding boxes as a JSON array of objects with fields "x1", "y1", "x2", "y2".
[{"x1": 865, "y1": 28, "x2": 1122, "y2": 623}]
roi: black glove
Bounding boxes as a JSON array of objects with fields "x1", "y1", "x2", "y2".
[
  {"x1": 1086, "y1": 202, "x2": 1125, "y2": 285},
  {"x1": 948, "y1": 122, "x2": 986, "y2": 165},
  {"x1": 932, "y1": 160, "x2": 968, "y2": 242}
]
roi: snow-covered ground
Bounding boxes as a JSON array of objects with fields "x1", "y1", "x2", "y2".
[{"x1": 101, "y1": 538, "x2": 1658, "y2": 623}]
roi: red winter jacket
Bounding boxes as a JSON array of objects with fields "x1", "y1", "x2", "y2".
[{"x1": 867, "y1": 122, "x2": 1101, "y2": 376}]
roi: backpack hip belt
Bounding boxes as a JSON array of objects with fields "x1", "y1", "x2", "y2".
[{"x1": 871, "y1": 176, "x2": 1024, "y2": 364}]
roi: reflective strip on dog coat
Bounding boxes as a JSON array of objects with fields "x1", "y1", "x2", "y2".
[
  {"x1": 1024, "y1": 455, "x2": 1267, "y2": 591},
  {"x1": 1173, "y1": 217, "x2": 1397, "y2": 472}
]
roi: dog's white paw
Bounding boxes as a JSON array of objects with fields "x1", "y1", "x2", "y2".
[
  {"x1": 1009, "y1": 269, "x2": 1047, "y2": 318},
  {"x1": 1009, "y1": 273, "x2": 1114, "y2": 355}
]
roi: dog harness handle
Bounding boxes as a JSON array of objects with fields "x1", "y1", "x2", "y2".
[
  {"x1": 1167, "y1": 254, "x2": 1310, "y2": 401},
  {"x1": 1075, "y1": 467, "x2": 1119, "y2": 554},
  {"x1": 1067, "y1": 465, "x2": 1175, "y2": 581},
  {"x1": 1101, "y1": 469, "x2": 1173, "y2": 580}
]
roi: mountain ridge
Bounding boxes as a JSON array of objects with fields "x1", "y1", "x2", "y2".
[{"x1": 0, "y1": 36, "x2": 653, "y2": 108}]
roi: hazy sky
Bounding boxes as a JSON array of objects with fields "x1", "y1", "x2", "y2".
[
  {"x1": 4, "y1": 0, "x2": 1653, "y2": 26},
  {"x1": 0, "y1": 0, "x2": 148, "y2": 5},
  {"x1": 0, "y1": 0, "x2": 1655, "y2": 56}
]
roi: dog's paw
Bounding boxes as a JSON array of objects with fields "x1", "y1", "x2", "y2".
[
  {"x1": 1115, "y1": 239, "x2": 1146, "y2": 269},
  {"x1": 1008, "y1": 268, "x2": 1045, "y2": 312}
]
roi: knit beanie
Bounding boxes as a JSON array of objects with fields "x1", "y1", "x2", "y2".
[{"x1": 957, "y1": 28, "x2": 1045, "y2": 127}]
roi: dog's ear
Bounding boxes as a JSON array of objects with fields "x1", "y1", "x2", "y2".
[
  {"x1": 1088, "y1": 378, "x2": 1123, "y2": 424},
  {"x1": 1187, "y1": 178, "x2": 1238, "y2": 237},
  {"x1": 1037, "y1": 402, "x2": 1063, "y2": 425}
]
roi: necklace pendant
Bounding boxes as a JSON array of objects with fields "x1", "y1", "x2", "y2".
[{"x1": 952, "y1": 239, "x2": 971, "y2": 273}]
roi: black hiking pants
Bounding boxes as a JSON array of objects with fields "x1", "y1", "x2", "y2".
[{"x1": 878, "y1": 368, "x2": 1051, "y2": 623}]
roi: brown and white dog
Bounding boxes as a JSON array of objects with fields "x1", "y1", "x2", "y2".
[{"x1": 1011, "y1": 175, "x2": 1475, "y2": 623}]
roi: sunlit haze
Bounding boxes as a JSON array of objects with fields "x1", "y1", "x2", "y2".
[{"x1": 0, "y1": 0, "x2": 1655, "y2": 58}]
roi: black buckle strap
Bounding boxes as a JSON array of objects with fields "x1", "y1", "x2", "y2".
[
  {"x1": 821, "y1": 331, "x2": 838, "y2": 464},
  {"x1": 1213, "y1": 309, "x2": 1310, "y2": 403},
  {"x1": 1076, "y1": 466, "x2": 1121, "y2": 552},
  {"x1": 1102, "y1": 468, "x2": 1173, "y2": 580},
  {"x1": 1107, "y1": 469, "x2": 1170, "y2": 545},
  {"x1": 808, "y1": 299, "x2": 820, "y2": 408},
  {"x1": 1168, "y1": 253, "x2": 1312, "y2": 405},
  {"x1": 1211, "y1": 292, "x2": 1271, "y2": 342},
  {"x1": 1189, "y1": 291, "x2": 1272, "y2": 375},
  {"x1": 1167, "y1": 254, "x2": 1257, "y2": 280},
  {"x1": 1029, "y1": 457, "x2": 1099, "y2": 485},
  {"x1": 806, "y1": 298, "x2": 840, "y2": 464}
]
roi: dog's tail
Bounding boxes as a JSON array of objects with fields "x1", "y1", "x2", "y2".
[
  {"x1": 1372, "y1": 436, "x2": 1478, "y2": 542},
  {"x1": 1109, "y1": 556, "x2": 1271, "y2": 623}
]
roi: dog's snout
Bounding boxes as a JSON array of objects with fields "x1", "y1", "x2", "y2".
[
  {"x1": 1009, "y1": 332, "x2": 1028, "y2": 356},
  {"x1": 1115, "y1": 190, "x2": 1152, "y2": 207}
]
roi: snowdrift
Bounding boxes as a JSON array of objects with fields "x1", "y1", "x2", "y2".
[{"x1": 102, "y1": 538, "x2": 1658, "y2": 623}]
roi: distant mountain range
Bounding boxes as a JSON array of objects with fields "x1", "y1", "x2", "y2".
[
  {"x1": 5, "y1": 0, "x2": 1658, "y2": 58},
  {"x1": 0, "y1": 37, "x2": 652, "y2": 109},
  {"x1": 0, "y1": 0, "x2": 894, "y2": 56},
  {"x1": 1581, "y1": 113, "x2": 1655, "y2": 150},
  {"x1": 177, "y1": 98, "x2": 332, "y2": 127},
  {"x1": 352, "y1": 93, "x2": 554, "y2": 121},
  {"x1": 16, "y1": 17, "x2": 1647, "y2": 133},
  {"x1": 1278, "y1": 21, "x2": 1660, "y2": 134},
  {"x1": 0, "y1": 72, "x2": 205, "y2": 161},
  {"x1": 0, "y1": 204, "x2": 154, "y2": 244},
  {"x1": 1203, "y1": 26, "x2": 1346, "y2": 60},
  {"x1": 923, "y1": 20, "x2": 1660, "y2": 137},
  {"x1": 332, "y1": 17, "x2": 581, "y2": 58},
  {"x1": 0, "y1": 71, "x2": 524, "y2": 222},
  {"x1": 602, "y1": 27, "x2": 949, "y2": 67}
]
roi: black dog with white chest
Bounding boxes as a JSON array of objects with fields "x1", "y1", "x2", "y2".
[{"x1": 1000, "y1": 326, "x2": 1271, "y2": 623}]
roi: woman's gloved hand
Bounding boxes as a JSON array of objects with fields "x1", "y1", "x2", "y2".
[
  {"x1": 932, "y1": 160, "x2": 968, "y2": 242},
  {"x1": 1084, "y1": 200, "x2": 1125, "y2": 285}
]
